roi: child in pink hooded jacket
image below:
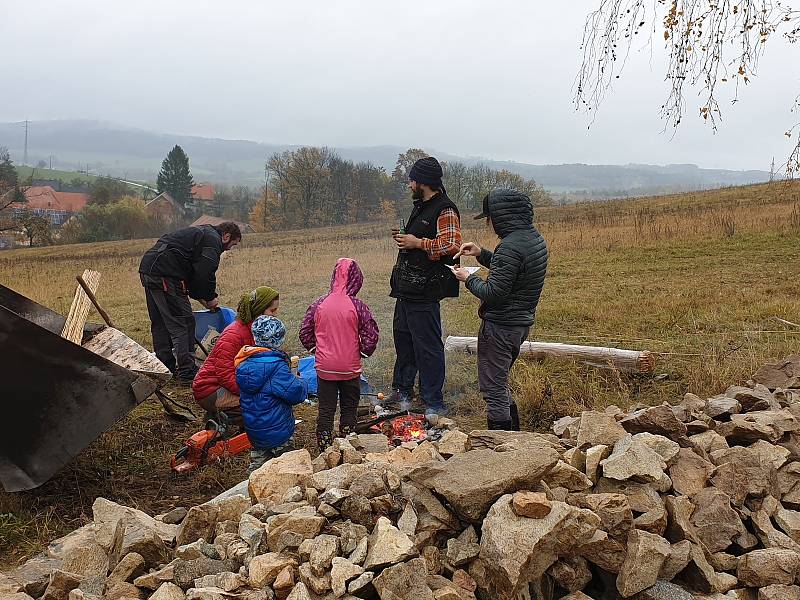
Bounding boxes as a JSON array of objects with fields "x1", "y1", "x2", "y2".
[{"x1": 300, "y1": 258, "x2": 379, "y2": 449}]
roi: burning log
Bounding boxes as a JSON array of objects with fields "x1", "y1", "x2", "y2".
[{"x1": 444, "y1": 336, "x2": 655, "y2": 374}]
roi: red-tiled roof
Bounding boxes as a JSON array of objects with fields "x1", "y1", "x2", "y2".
[
  {"x1": 21, "y1": 186, "x2": 89, "y2": 212},
  {"x1": 191, "y1": 183, "x2": 215, "y2": 201}
]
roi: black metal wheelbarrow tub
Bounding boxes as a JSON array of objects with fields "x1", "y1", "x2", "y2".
[{"x1": 0, "y1": 284, "x2": 170, "y2": 492}]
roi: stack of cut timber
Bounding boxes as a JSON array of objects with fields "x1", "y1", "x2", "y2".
[{"x1": 61, "y1": 269, "x2": 100, "y2": 344}]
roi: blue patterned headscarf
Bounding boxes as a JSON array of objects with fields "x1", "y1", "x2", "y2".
[{"x1": 251, "y1": 315, "x2": 286, "y2": 349}]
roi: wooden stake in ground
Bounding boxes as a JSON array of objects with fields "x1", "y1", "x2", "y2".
[
  {"x1": 444, "y1": 336, "x2": 655, "y2": 374},
  {"x1": 61, "y1": 269, "x2": 101, "y2": 344}
]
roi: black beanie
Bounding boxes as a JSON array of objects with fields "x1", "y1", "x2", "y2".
[{"x1": 408, "y1": 156, "x2": 444, "y2": 189}]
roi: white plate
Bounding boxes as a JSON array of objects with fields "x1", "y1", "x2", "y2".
[{"x1": 448, "y1": 265, "x2": 480, "y2": 275}]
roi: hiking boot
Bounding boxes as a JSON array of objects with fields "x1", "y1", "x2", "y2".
[
  {"x1": 488, "y1": 418, "x2": 514, "y2": 431},
  {"x1": 510, "y1": 401, "x2": 521, "y2": 432},
  {"x1": 316, "y1": 430, "x2": 334, "y2": 452}
]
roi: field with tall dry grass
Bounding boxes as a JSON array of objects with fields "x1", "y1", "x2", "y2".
[{"x1": 3, "y1": 181, "x2": 800, "y2": 564}]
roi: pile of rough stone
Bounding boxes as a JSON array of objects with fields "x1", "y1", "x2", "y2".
[{"x1": 5, "y1": 377, "x2": 800, "y2": 600}]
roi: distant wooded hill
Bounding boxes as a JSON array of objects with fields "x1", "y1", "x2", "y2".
[{"x1": 0, "y1": 120, "x2": 770, "y2": 195}]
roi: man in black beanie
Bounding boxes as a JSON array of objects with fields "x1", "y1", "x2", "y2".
[{"x1": 390, "y1": 156, "x2": 462, "y2": 424}]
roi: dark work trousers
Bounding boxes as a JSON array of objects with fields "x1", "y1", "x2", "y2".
[
  {"x1": 391, "y1": 299, "x2": 446, "y2": 414},
  {"x1": 140, "y1": 274, "x2": 197, "y2": 380},
  {"x1": 478, "y1": 320, "x2": 530, "y2": 424},
  {"x1": 316, "y1": 377, "x2": 361, "y2": 444}
]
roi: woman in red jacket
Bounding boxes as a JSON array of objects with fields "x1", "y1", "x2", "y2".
[{"x1": 193, "y1": 286, "x2": 279, "y2": 422}]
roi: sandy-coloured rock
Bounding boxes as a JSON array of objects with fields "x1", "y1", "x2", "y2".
[
  {"x1": 363, "y1": 516, "x2": 418, "y2": 570},
  {"x1": 547, "y1": 556, "x2": 592, "y2": 593},
  {"x1": 619, "y1": 406, "x2": 689, "y2": 445},
  {"x1": 273, "y1": 565, "x2": 295, "y2": 599},
  {"x1": 669, "y1": 448, "x2": 714, "y2": 496},
  {"x1": 689, "y1": 430, "x2": 729, "y2": 454},
  {"x1": 175, "y1": 505, "x2": 217, "y2": 548},
  {"x1": 705, "y1": 396, "x2": 741, "y2": 419},
  {"x1": 330, "y1": 557, "x2": 364, "y2": 597},
  {"x1": 750, "y1": 439, "x2": 791, "y2": 469},
  {"x1": 690, "y1": 488, "x2": 744, "y2": 553},
  {"x1": 563, "y1": 447, "x2": 586, "y2": 472},
  {"x1": 174, "y1": 558, "x2": 238, "y2": 590},
  {"x1": 775, "y1": 507, "x2": 800, "y2": 542},
  {"x1": 632, "y1": 432, "x2": 681, "y2": 464},
  {"x1": 601, "y1": 435, "x2": 667, "y2": 483},
  {"x1": 680, "y1": 543, "x2": 718, "y2": 594},
  {"x1": 712, "y1": 447, "x2": 779, "y2": 506},
  {"x1": 310, "y1": 463, "x2": 368, "y2": 492},
  {"x1": 445, "y1": 537, "x2": 481, "y2": 567},
  {"x1": 348, "y1": 537, "x2": 369, "y2": 567},
  {"x1": 319, "y1": 488, "x2": 352, "y2": 506},
  {"x1": 479, "y1": 495, "x2": 600, "y2": 600},
  {"x1": 616, "y1": 530, "x2": 671, "y2": 597},
  {"x1": 409, "y1": 447, "x2": 559, "y2": 522},
  {"x1": 266, "y1": 508, "x2": 326, "y2": 552},
  {"x1": 248, "y1": 553, "x2": 296, "y2": 588},
  {"x1": 577, "y1": 530, "x2": 627, "y2": 573},
  {"x1": 436, "y1": 430, "x2": 469, "y2": 457},
  {"x1": 248, "y1": 450, "x2": 313, "y2": 505},
  {"x1": 309, "y1": 534, "x2": 339, "y2": 576},
  {"x1": 576, "y1": 411, "x2": 627, "y2": 449},
  {"x1": 511, "y1": 491, "x2": 552, "y2": 518},
  {"x1": 194, "y1": 572, "x2": 242, "y2": 593},
  {"x1": 149, "y1": 583, "x2": 186, "y2": 600},
  {"x1": 658, "y1": 539, "x2": 692, "y2": 582},
  {"x1": 92, "y1": 498, "x2": 177, "y2": 551},
  {"x1": 585, "y1": 444, "x2": 611, "y2": 484},
  {"x1": 41, "y1": 570, "x2": 81, "y2": 600},
  {"x1": 738, "y1": 548, "x2": 800, "y2": 587},
  {"x1": 716, "y1": 415, "x2": 783, "y2": 445},
  {"x1": 109, "y1": 514, "x2": 169, "y2": 569},
  {"x1": 759, "y1": 584, "x2": 800, "y2": 600},
  {"x1": 298, "y1": 562, "x2": 331, "y2": 596},
  {"x1": 133, "y1": 560, "x2": 179, "y2": 590},
  {"x1": 543, "y1": 460, "x2": 593, "y2": 491},
  {"x1": 339, "y1": 495, "x2": 374, "y2": 530},
  {"x1": 665, "y1": 495, "x2": 699, "y2": 543},
  {"x1": 373, "y1": 558, "x2": 433, "y2": 600},
  {"x1": 108, "y1": 551, "x2": 145, "y2": 584},
  {"x1": 286, "y1": 582, "x2": 312, "y2": 600},
  {"x1": 584, "y1": 493, "x2": 633, "y2": 541},
  {"x1": 347, "y1": 571, "x2": 375, "y2": 597}
]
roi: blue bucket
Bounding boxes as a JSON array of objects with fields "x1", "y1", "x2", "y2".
[{"x1": 193, "y1": 307, "x2": 236, "y2": 341}]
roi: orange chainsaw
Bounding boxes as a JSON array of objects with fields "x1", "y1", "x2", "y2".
[{"x1": 171, "y1": 418, "x2": 251, "y2": 473}]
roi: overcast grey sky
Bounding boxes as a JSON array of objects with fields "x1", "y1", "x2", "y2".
[{"x1": 1, "y1": 0, "x2": 797, "y2": 170}]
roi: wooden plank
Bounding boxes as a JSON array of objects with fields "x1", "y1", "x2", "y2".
[
  {"x1": 444, "y1": 336, "x2": 655, "y2": 374},
  {"x1": 82, "y1": 326, "x2": 172, "y2": 383},
  {"x1": 61, "y1": 269, "x2": 100, "y2": 344}
]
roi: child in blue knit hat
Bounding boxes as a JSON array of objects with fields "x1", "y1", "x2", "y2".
[{"x1": 235, "y1": 315, "x2": 308, "y2": 472}]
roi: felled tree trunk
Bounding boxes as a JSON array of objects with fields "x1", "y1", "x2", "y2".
[{"x1": 444, "y1": 336, "x2": 655, "y2": 374}]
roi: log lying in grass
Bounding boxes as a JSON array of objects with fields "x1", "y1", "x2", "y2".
[{"x1": 444, "y1": 336, "x2": 655, "y2": 374}]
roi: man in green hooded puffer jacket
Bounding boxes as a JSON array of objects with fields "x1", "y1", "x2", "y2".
[{"x1": 453, "y1": 189, "x2": 548, "y2": 430}]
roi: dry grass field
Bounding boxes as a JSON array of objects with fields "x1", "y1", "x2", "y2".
[{"x1": 3, "y1": 181, "x2": 800, "y2": 565}]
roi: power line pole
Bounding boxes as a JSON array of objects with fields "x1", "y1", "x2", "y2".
[
  {"x1": 770, "y1": 157, "x2": 776, "y2": 183},
  {"x1": 23, "y1": 120, "x2": 29, "y2": 166}
]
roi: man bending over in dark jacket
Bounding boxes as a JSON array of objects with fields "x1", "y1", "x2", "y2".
[
  {"x1": 453, "y1": 190, "x2": 548, "y2": 430},
  {"x1": 139, "y1": 222, "x2": 242, "y2": 383}
]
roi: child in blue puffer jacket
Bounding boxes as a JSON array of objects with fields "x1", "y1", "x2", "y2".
[{"x1": 235, "y1": 315, "x2": 308, "y2": 473}]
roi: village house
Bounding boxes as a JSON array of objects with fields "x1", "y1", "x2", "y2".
[
  {"x1": 144, "y1": 191, "x2": 185, "y2": 226},
  {"x1": 13, "y1": 185, "x2": 90, "y2": 226}
]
